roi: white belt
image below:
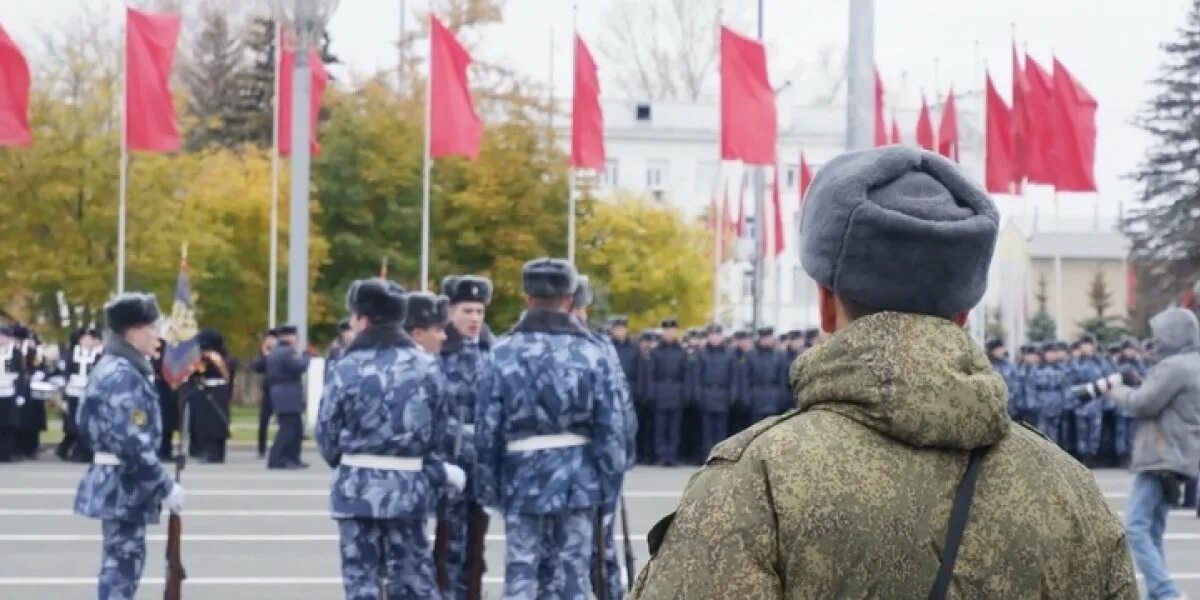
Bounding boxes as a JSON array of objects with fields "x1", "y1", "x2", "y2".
[
  {"x1": 340, "y1": 454, "x2": 422, "y2": 471},
  {"x1": 459, "y1": 424, "x2": 475, "y2": 436},
  {"x1": 0, "y1": 384, "x2": 14, "y2": 397},
  {"x1": 202, "y1": 378, "x2": 227, "y2": 387},
  {"x1": 93, "y1": 452, "x2": 121, "y2": 466},
  {"x1": 506, "y1": 433, "x2": 589, "y2": 453},
  {"x1": 66, "y1": 384, "x2": 85, "y2": 398}
]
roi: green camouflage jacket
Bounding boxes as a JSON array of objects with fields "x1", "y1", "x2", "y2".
[{"x1": 633, "y1": 312, "x2": 1135, "y2": 599}]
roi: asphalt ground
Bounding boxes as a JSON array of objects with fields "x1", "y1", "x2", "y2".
[{"x1": 1, "y1": 449, "x2": 1198, "y2": 599}]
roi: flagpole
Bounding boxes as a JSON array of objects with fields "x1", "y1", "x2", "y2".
[
  {"x1": 712, "y1": 166, "x2": 722, "y2": 321},
  {"x1": 268, "y1": 20, "x2": 281, "y2": 329},
  {"x1": 117, "y1": 7, "x2": 128, "y2": 295},
  {"x1": 567, "y1": 1, "x2": 578, "y2": 265},
  {"x1": 1053, "y1": 189, "x2": 1063, "y2": 339},
  {"x1": 419, "y1": 18, "x2": 433, "y2": 292},
  {"x1": 751, "y1": 0, "x2": 765, "y2": 330}
]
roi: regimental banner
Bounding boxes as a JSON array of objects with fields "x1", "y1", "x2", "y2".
[{"x1": 162, "y1": 246, "x2": 201, "y2": 389}]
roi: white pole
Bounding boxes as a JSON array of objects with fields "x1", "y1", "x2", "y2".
[
  {"x1": 1053, "y1": 190, "x2": 1063, "y2": 339},
  {"x1": 712, "y1": 167, "x2": 722, "y2": 319},
  {"x1": 117, "y1": 8, "x2": 128, "y2": 295},
  {"x1": 846, "y1": 0, "x2": 874, "y2": 151},
  {"x1": 419, "y1": 17, "x2": 433, "y2": 291},
  {"x1": 268, "y1": 21, "x2": 281, "y2": 329},
  {"x1": 566, "y1": 3, "x2": 576, "y2": 264},
  {"x1": 568, "y1": 169, "x2": 577, "y2": 264}
]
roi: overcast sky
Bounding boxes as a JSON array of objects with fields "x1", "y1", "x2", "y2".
[{"x1": 1, "y1": 0, "x2": 1189, "y2": 224}]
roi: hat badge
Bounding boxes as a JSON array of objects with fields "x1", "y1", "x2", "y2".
[{"x1": 471, "y1": 285, "x2": 479, "y2": 296}]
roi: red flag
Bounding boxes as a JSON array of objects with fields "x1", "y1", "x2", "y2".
[
  {"x1": 720, "y1": 26, "x2": 776, "y2": 165},
  {"x1": 1010, "y1": 45, "x2": 1028, "y2": 191},
  {"x1": 0, "y1": 24, "x2": 32, "y2": 147},
  {"x1": 736, "y1": 171, "x2": 747, "y2": 237},
  {"x1": 571, "y1": 34, "x2": 605, "y2": 169},
  {"x1": 915, "y1": 95, "x2": 935, "y2": 151},
  {"x1": 890, "y1": 117, "x2": 902, "y2": 145},
  {"x1": 937, "y1": 89, "x2": 959, "y2": 162},
  {"x1": 799, "y1": 152, "x2": 813, "y2": 203},
  {"x1": 279, "y1": 33, "x2": 328, "y2": 157},
  {"x1": 767, "y1": 167, "x2": 785, "y2": 257},
  {"x1": 1023, "y1": 56, "x2": 1057, "y2": 184},
  {"x1": 985, "y1": 73, "x2": 1018, "y2": 194},
  {"x1": 874, "y1": 70, "x2": 887, "y2": 147},
  {"x1": 429, "y1": 16, "x2": 482, "y2": 159},
  {"x1": 1051, "y1": 58, "x2": 1097, "y2": 192},
  {"x1": 125, "y1": 8, "x2": 181, "y2": 152}
]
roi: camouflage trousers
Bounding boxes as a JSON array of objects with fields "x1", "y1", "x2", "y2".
[
  {"x1": 503, "y1": 509, "x2": 593, "y2": 600},
  {"x1": 439, "y1": 496, "x2": 483, "y2": 599},
  {"x1": 337, "y1": 518, "x2": 439, "y2": 600},
  {"x1": 98, "y1": 520, "x2": 146, "y2": 600},
  {"x1": 1074, "y1": 401, "x2": 1103, "y2": 457},
  {"x1": 592, "y1": 509, "x2": 625, "y2": 600}
]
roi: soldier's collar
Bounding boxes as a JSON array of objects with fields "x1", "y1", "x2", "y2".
[
  {"x1": 102, "y1": 336, "x2": 153, "y2": 377},
  {"x1": 442, "y1": 322, "x2": 493, "y2": 354},
  {"x1": 510, "y1": 309, "x2": 589, "y2": 337},
  {"x1": 346, "y1": 324, "x2": 414, "y2": 353}
]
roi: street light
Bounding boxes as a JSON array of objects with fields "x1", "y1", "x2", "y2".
[{"x1": 272, "y1": 0, "x2": 339, "y2": 347}]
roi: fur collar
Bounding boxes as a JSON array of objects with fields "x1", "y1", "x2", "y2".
[
  {"x1": 346, "y1": 324, "x2": 414, "y2": 353},
  {"x1": 442, "y1": 322, "x2": 495, "y2": 354},
  {"x1": 510, "y1": 309, "x2": 589, "y2": 337},
  {"x1": 103, "y1": 336, "x2": 154, "y2": 378}
]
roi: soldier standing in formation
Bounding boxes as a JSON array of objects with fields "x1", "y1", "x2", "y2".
[
  {"x1": 646, "y1": 320, "x2": 686, "y2": 466},
  {"x1": 56, "y1": 327, "x2": 102, "y2": 462},
  {"x1": 74, "y1": 293, "x2": 186, "y2": 600},
  {"x1": 0, "y1": 325, "x2": 22, "y2": 462},
  {"x1": 476, "y1": 258, "x2": 625, "y2": 599},
  {"x1": 404, "y1": 292, "x2": 450, "y2": 355},
  {"x1": 252, "y1": 328, "x2": 278, "y2": 458},
  {"x1": 266, "y1": 324, "x2": 311, "y2": 470},
  {"x1": 317, "y1": 278, "x2": 466, "y2": 599},
  {"x1": 437, "y1": 274, "x2": 494, "y2": 600},
  {"x1": 691, "y1": 323, "x2": 734, "y2": 460},
  {"x1": 742, "y1": 327, "x2": 788, "y2": 425},
  {"x1": 633, "y1": 329, "x2": 657, "y2": 463}
]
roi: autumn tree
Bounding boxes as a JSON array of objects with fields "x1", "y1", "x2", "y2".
[
  {"x1": 180, "y1": 7, "x2": 244, "y2": 150},
  {"x1": 599, "y1": 0, "x2": 721, "y2": 102}
]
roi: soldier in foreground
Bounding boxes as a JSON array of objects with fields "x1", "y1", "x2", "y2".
[
  {"x1": 632, "y1": 147, "x2": 1135, "y2": 598},
  {"x1": 316, "y1": 278, "x2": 466, "y2": 599},
  {"x1": 476, "y1": 258, "x2": 626, "y2": 599},
  {"x1": 74, "y1": 293, "x2": 186, "y2": 600}
]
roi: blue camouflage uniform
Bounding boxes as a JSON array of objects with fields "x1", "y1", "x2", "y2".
[
  {"x1": 476, "y1": 309, "x2": 626, "y2": 600},
  {"x1": 1113, "y1": 356, "x2": 1147, "y2": 459},
  {"x1": 74, "y1": 339, "x2": 174, "y2": 600},
  {"x1": 437, "y1": 323, "x2": 494, "y2": 599},
  {"x1": 989, "y1": 356, "x2": 1020, "y2": 419},
  {"x1": 1013, "y1": 360, "x2": 1042, "y2": 426},
  {"x1": 1031, "y1": 359, "x2": 1072, "y2": 449},
  {"x1": 315, "y1": 325, "x2": 454, "y2": 600},
  {"x1": 1068, "y1": 354, "x2": 1112, "y2": 460}
]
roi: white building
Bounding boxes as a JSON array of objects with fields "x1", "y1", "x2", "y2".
[{"x1": 558, "y1": 96, "x2": 988, "y2": 332}]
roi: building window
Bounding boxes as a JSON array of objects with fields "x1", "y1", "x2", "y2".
[
  {"x1": 741, "y1": 269, "x2": 754, "y2": 298},
  {"x1": 597, "y1": 159, "x2": 619, "y2": 190},
  {"x1": 635, "y1": 103, "x2": 652, "y2": 121},
  {"x1": 646, "y1": 159, "x2": 669, "y2": 192}
]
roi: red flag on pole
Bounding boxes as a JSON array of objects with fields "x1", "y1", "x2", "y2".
[
  {"x1": 799, "y1": 152, "x2": 814, "y2": 203},
  {"x1": 889, "y1": 117, "x2": 901, "y2": 145},
  {"x1": 1023, "y1": 56, "x2": 1057, "y2": 185},
  {"x1": 985, "y1": 73, "x2": 1018, "y2": 194},
  {"x1": 1010, "y1": 45, "x2": 1029, "y2": 191},
  {"x1": 1051, "y1": 58, "x2": 1097, "y2": 192},
  {"x1": 874, "y1": 70, "x2": 888, "y2": 147},
  {"x1": 0, "y1": 24, "x2": 32, "y2": 147},
  {"x1": 125, "y1": 8, "x2": 181, "y2": 153},
  {"x1": 429, "y1": 16, "x2": 482, "y2": 159},
  {"x1": 767, "y1": 167, "x2": 785, "y2": 256},
  {"x1": 571, "y1": 34, "x2": 605, "y2": 169},
  {"x1": 279, "y1": 33, "x2": 328, "y2": 157},
  {"x1": 720, "y1": 26, "x2": 776, "y2": 166},
  {"x1": 937, "y1": 89, "x2": 959, "y2": 162},
  {"x1": 915, "y1": 95, "x2": 935, "y2": 151}
]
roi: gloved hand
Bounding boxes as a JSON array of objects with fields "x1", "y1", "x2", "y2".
[
  {"x1": 14, "y1": 396, "x2": 24, "y2": 407},
  {"x1": 1120, "y1": 367, "x2": 1143, "y2": 387},
  {"x1": 32, "y1": 372, "x2": 45, "y2": 383},
  {"x1": 483, "y1": 506, "x2": 503, "y2": 520},
  {"x1": 165, "y1": 483, "x2": 186, "y2": 514},
  {"x1": 443, "y1": 463, "x2": 466, "y2": 494}
]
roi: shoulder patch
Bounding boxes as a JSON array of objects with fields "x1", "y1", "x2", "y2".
[
  {"x1": 130, "y1": 408, "x2": 148, "y2": 428},
  {"x1": 707, "y1": 408, "x2": 803, "y2": 464}
]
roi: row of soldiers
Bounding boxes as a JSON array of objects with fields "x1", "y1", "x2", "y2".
[
  {"x1": 986, "y1": 334, "x2": 1150, "y2": 466},
  {"x1": 607, "y1": 323, "x2": 820, "y2": 467}
]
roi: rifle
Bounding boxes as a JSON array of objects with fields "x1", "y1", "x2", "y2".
[
  {"x1": 434, "y1": 404, "x2": 468, "y2": 593},
  {"x1": 465, "y1": 504, "x2": 488, "y2": 600},
  {"x1": 164, "y1": 386, "x2": 188, "y2": 600},
  {"x1": 594, "y1": 508, "x2": 609, "y2": 600},
  {"x1": 619, "y1": 496, "x2": 636, "y2": 591}
]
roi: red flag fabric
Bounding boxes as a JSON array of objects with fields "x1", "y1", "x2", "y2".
[
  {"x1": 937, "y1": 89, "x2": 959, "y2": 162},
  {"x1": 279, "y1": 33, "x2": 328, "y2": 157},
  {"x1": 985, "y1": 73, "x2": 1018, "y2": 194},
  {"x1": 571, "y1": 34, "x2": 605, "y2": 169},
  {"x1": 0, "y1": 24, "x2": 32, "y2": 147},
  {"x1": 720, "y1": 26, "x2": 776, "y2": 166},
  {"x1": 1051, "y1": 58, "x2": 1097, "y2": 192},
  {"x1": 915, "y1": 95, "x2": 935, "y2": 151},
  {"x1": 429, "y1": 16, "x2": 482, "y2": 159},
  {"x1": 799, "y1": 152, "x2": 813, "y2": 203},
  {"x1": 768, "y1": 167, "x2": 785, "y2": 257},
  {"x1": 1023, "y1": 56, "x2": 1057, "y2": 185},
  {"x1": 1010, "y1": 45, "x2": 1028, "y2": 191},
  {"x1": 890, "y1": 117, "x2": 902, "y2": 145},
  {"x1": 874, "y1": 70, "x2": 887, "y2": 147},
  {"x1": 125, "y1": 8, "x2": 181, "y2": 153}
]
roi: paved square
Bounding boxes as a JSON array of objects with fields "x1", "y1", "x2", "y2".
[{"x1": 0, "y1": 449, "x2": 1197, "y2": 598}]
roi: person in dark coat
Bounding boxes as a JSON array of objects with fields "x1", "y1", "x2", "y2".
[
  {"x1": 252, "y1": 329, "x2": 278, "y2": 458},
  {"x1": 742, "y1": 327, "x2": 789, "y2": 423},
  {"x1": 634, "y1": 329, "x2": 657, "y2": 465},
  {"x1": 188, "y1": 329, "x2": 235, "y2": 464},
  {"x1": 266, "y1": 324, "x2": 312, "y2": 469},
  {"x1": 12, "y1": 326, "x2": 47, "y2": 459},
  {"x1": 608, "y1": 316, "x2": 638, "y2": 404},
  {"x1": 149, "y1": 339, "x2": 180, "y2": 461},
  {"x1": 58, "y1": 328, "x2": 102, "y2": 462},
  {"x1": 649, "y1": 319, "x2": 688, "y2": 466},
  {"x1": 728, "y1": 329, "x2": 754, "y2": 436},
  {"x1": 692, "y1": 323, "x2": 735, "y2": 459},
  {"x1": 0, "y1": 325, "x2": 19, "y2": 462}
]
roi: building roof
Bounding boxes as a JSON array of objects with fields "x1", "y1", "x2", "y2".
[{"x1": 1026, "y1": 229, "x2": 1130, "y2": 261}]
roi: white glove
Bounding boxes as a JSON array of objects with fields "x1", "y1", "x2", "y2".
[
  {"x1": 1107, "y1": 373, "x2": 1124, "y2": 389},
  {"x1": 165, "y1": 483, "x2": 186, "y2": 514},
  {"x1": 32, "y1": 372, "x2": 45, "y2": 383},
  {"x1": 483, "y1": 506, "x2": 503, "y2": 520},
  {"x1": 443, "y1": 464, "x2": 466, "y2": 493},
  {"x1": 14, "y1": 396, "x2": 24, "y2": 407}
]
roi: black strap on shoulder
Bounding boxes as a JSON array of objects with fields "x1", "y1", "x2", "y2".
[{"x1": 929, "y1": 446, "x2": 990, "y2": 600}]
